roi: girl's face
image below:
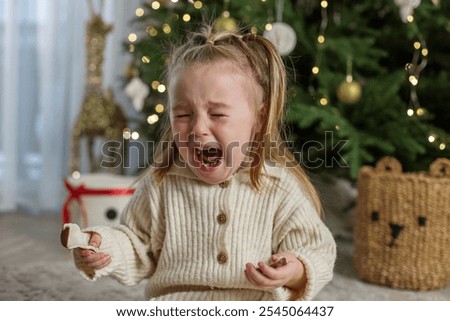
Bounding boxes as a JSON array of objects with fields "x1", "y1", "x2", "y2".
[{"x1": 169, "y1": 60, "x2": 262, "y2": 185}]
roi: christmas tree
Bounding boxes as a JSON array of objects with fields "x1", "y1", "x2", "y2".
[{"x1": 123, "y1": 0, "x2": 450, "y2": 179}]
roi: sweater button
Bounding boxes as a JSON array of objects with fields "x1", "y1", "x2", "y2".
[
  {"x1": 217, "y1": 252, "x2": 228, "y2": 264},
  {"x1": 217, "y1": 213, "x2": 227, "y2": 224}
]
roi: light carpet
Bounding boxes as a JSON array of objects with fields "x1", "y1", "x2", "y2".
[
  {"x1": 1, "y1": 239, "x2": 449, "y2": 301},
  {"x1": 1, "y1": 193, "x2": 449, "y2": 301}
]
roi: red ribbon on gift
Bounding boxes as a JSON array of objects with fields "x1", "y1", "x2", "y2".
[{"x1": 62, "y1": 179, "x2": 135, "y2": 226}]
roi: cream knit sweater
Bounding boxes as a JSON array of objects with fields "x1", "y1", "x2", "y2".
[{"x1": 75, "y1": 164, "x2": 336, "y2": 301}]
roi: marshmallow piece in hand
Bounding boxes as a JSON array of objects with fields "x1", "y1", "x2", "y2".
[{"x1": 60, "y1": 223, "x2": 98, "y2": 252}]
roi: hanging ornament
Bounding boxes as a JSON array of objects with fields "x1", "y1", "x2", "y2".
[
  {"x1": 213, "y1": 0, "x2": 237, "y2": 32},
  {"x1": 263, "y1": 0, "x2": 297, "y2": 56},
  {"x1": 214, "y1": 12, "x2": 238, "y2": 32},
  {"x1": 337, "y1": 80, "x2": 362, "y2": 104},
  {"x1": 125, "y1": 77, "x2": 150, "y2": 112},
  {"x1": 264, "y1": 23, "x2": 297, "y2": 56},
  {"x1": 337, "y1": 57, "x2": 362, "y2": 104},
  {"x1": 394, "y1": 0, "x2": 421, "y2": 23}
]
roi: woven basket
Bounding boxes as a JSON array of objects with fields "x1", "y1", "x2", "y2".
[{"x1": 354, "y1": 156, "x2": 450, "y2": 290}]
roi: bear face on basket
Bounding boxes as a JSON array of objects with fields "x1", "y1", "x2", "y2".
[
  {"x1": 369, "y1": 209, "x2": 427, "y2": 249},
  {"x1": 354, "y1": 156, "x2": 450, "y2": 291}
]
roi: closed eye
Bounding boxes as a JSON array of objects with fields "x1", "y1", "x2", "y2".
[{"x1": 174, "y1": 114, "x2": 190, "y2": 118}]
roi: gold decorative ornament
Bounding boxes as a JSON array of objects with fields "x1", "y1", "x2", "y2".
[
  {"x1": 213, "y1": 0, "x2": 237, "y2": 32},
  {"x1": 336, "y1": 56, "x2": 362, "y2": 104},
  {"x1": 337, "y1": 79, "x2": 362, "y2": 104},
  {"x1": 213, "y1": 12, "x2": 238, "y2": 32},
  {"x1": 70, "y1": 0, "x2": 128, "y2": 174}
]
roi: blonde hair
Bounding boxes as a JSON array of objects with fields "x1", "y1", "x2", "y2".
[{"x1": 151, "y1": 25, "x2": 322, "y2": 214}]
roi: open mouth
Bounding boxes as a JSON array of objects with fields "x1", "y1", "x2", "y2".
[{"x1": 194, "y1": 146, "x2": 223, "y2": 168}]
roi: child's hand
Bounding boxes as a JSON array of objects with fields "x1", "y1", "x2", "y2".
[
  {"x1": 73, "y1": 232, "x2": 111, "y2": 270},
  {"x1": 244, "y1": 252, "x2": 306, "y2": 292}
]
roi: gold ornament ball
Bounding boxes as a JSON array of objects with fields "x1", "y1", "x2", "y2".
[
  {"x1": 337, "y1": 80, "x2": 362, "y2": 104},
  {"x1": 213, "y1": 16, "x2": 238, "y2": 32}
]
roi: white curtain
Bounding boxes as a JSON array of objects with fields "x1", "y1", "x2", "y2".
[{"x1": 0, "y1": 0, "x2": 141, "y2": 214}]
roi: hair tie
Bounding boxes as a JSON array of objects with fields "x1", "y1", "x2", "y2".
[
  {"x1": 206, "y1": 40, "x2": 214, "y2": 45},
  {"x1": 242, "y1": 33, "x2": 257, "y2": 42}
]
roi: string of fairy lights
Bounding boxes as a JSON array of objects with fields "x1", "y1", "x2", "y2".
[
  {"x1": 121, "y1": 0, "x2": 264, "y2": 142},
  {"x1": 122, "y1": 0, "x2": 446, "y2": 152},
  {"x1": 401, "y1": 1, "x2": 446, "y2": 151},
  {"x1": 122, "y1": 0, "x2": 205, "y2": 141},
  {"x1": 308, "y1": 0, "x2": 362, "y2": 134},
  {"x1": 310, "y1": 0, "x2": 328, "y2": 104}
]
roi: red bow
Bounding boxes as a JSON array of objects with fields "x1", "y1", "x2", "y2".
[{"x1": 62, "y1": 179, "x2": 135, "y2": 226}]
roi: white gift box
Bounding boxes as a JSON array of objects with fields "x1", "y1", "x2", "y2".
[{"x1": 62, "y1": 173, "x2": 137, "y2": 227}]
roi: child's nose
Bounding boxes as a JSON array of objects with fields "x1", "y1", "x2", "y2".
[{"x1": 190, "y1": 115, "x2": 210, "y2": 137}]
